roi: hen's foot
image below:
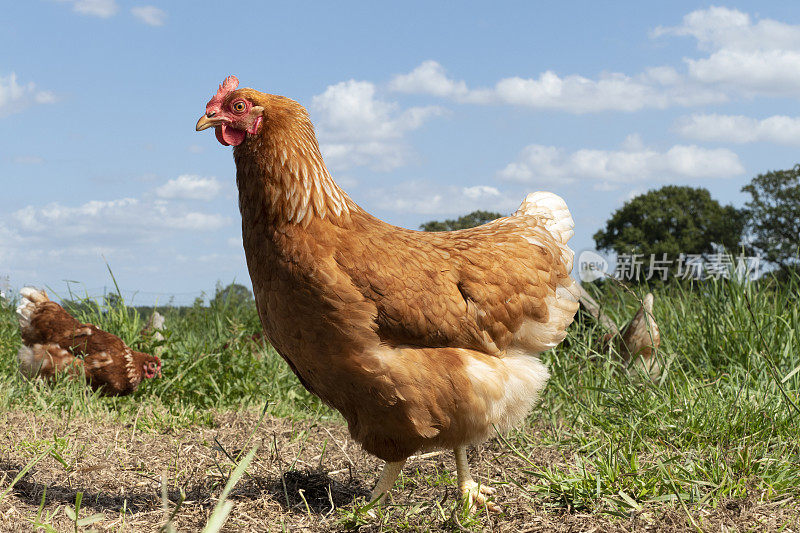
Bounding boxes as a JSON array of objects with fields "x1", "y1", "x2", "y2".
[{"x1": 460, "y1": 480, "x2": 501, "y2": 513}]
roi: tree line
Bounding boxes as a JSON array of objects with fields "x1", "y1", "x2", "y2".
[{"x1": 421, "y1": 165, "x2": 800, "y2": 278}]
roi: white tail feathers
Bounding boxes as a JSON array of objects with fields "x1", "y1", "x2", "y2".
[
  {"x1": 506, "y1": 192, "x2": 581, "y2": 357},
  {"x1": 515, "y1": 192, "x2": 575, "y2": 244},
  {"x1": 17, "y1": 287, "x2": 48, "y2": 330},
  {"x1": 20, "y1": 286, "x2": 49, "y2": 304},
  {"x1": 515, "y1": 192, "x2": 576, "y2": 273}
]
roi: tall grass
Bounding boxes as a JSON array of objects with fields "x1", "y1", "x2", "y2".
[{"x1": 531, "y1": 273, "x2": 800, "y2": 514}]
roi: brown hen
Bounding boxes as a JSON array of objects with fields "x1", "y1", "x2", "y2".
[
  {"x1": 16, "y1": 288, "x2": 161, "y2": 396},
  {"x1": 196, "y1": 76, "x2": 580, "y2": 511}
]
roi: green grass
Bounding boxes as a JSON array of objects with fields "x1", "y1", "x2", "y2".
[
  {"x1": 533, "y1": 275, "x2": 800, "y2": 516},
  {"x1": 1, "y1": 273, "x2": 799, "y2": 527}
]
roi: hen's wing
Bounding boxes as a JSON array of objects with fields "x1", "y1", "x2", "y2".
[
  {"x1": 18, "y1": 289, "x2": 131, "y2": 357},
  {"x1": 337, "y1": 192, "x2": 579, "y2": 356}
]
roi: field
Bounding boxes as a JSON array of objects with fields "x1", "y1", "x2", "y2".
[{"x1": 1, "y1": 278, "x2": 799, "y2": 532}]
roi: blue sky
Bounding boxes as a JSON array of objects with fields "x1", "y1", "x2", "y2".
[{"x1": 3, "y1": 1, "x2": 800, "y2": 304}]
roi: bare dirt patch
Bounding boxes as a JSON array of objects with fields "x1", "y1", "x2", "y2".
[{"x1": 0, "y1": 411, "x2": 797, "y2": 531}]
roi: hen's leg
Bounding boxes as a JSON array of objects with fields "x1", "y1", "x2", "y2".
[
  {"x1": 454, "y1": 446, "x2": 501, "y2": 513},
  {"x1": 368, "y1": 459, "x2": 406, "y2": 507}
]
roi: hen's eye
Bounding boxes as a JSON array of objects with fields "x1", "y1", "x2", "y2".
[{"x1": 232, "y1": 100, "x2": 247, "y2": 113}]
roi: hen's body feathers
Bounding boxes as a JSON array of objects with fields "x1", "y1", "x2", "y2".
[{"x1": 232, "y1": 117, "x2": 579, "y2": 461}]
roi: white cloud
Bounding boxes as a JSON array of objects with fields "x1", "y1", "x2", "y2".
[
  {"x1": 391, "y1": 9, "x2": 800, "y2": 111},
  {"x1": 131, "y1": 5, "x2": 167, "y2": 26},
  {"x1": 462, "y1": 185, "x2": 500, "y2": 200},
  {"x1": 652, "y1": 6, "x2": 800, "y2": 53},
  {"x1": 58, "y1": 0, "x2": 118, "y2": 18},
  {"x1": 389, "y1": 60, "x2": 472, "y2": 99},
  {"x1": 0, "y1": 223, "x2": 25, "y2": 262},
  {"x1": 675, "y1": 113, "x2": 800, "y2": 145},
  {"x1": 654, "y1": 7, "x2": 800, "y2": 96},
  {"x1": 2, "y1": 188, "x2": 235, "y2": 290},
  {"x1": 389, "y1": 60, "x2": 725, "y2": 113},
  {"x1": 369, "y1": 181, "x2": 519, "y2": 216},
  {"x1": 12, "y1": 198, "x2": 229, "y2": 237},
  {"x1": 155, "y1": 174, "x2": 221, "y2": 201},
  {"x1": 3, "y1": 195, "x2": 230, "y2": 283},
  {"x1": 492, "y1": 72, "x2": 651, "y2": 112},
  {"x1": 166, "y1": 211, "x2": 228, "y2": 230},
  {"x1": 5, "y1": 175, "x2": 232, "y2": 267},
  {"x1": 311, "y1": 80, "x2": 443, "y2": 171},
  {"x1": 11, "y1": 155, "x2": 45, "y2": 165},
  {"x1": 497, "y1": 136, "x2": 744, "y2": 189},
  {"x1": 0, "y1": 73, "x2": 55, "y2": 118}
]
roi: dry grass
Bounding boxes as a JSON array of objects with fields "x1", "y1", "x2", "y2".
[{"x1": 2, "y1": 410, "x2": 798, "y2": 532}]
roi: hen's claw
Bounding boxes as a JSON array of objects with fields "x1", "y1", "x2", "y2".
[{"x1": 460, "y1": 480, "x2": 502, "y2": 513}]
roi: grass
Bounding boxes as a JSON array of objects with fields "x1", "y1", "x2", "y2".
[
  {"x1": 0, "y1": 274, "x2": 799, "y2": 531},
  {"x1": 537, "y1": 277, "x2": 800, "y2": 515}
]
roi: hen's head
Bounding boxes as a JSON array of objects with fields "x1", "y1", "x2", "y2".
[
  {"x1": 195, "y1": 75, "x2": 307, "y2": 147},
  {"x1": 140, "y1": 353, "x2": 162, "y2": 379}
]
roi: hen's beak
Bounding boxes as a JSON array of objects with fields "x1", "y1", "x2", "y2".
[{"x1": 196, "y1": 113, "x2": 224, "y2": 131}]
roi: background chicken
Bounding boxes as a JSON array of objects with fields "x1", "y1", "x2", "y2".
[
  {"x1": 196, "y1": 76, "x2": 579, "y2": 511},
  {"x1": 578, "y1": 287, "x2": 662, "y2": 379},
  {"x1": 139, "y1": 310, "x2": 167, "y2": 356},
  {"x1": 16, "y1": 288, "x2": 161, "y2": 396}
]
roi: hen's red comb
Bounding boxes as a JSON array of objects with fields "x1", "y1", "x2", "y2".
[{"x1": 206, "y1": 75, "x2": 240, "y2": 110}]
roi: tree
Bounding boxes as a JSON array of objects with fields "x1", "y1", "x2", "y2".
[
  {"x1": 104, "y1": 292, "x2": 123, "y2": 310},
  {"x1": 420, "y1": 210, "x2": 504, "y2": 232},
  {"x1": 211, "y1": 282, "x2": 254, "y2": 308},
  {"x1": 742, "y1": 165, "x2": 800, "y2": 270},
  {"x1": 594, "y1": 186, "x2": 746, "y2": 264}
]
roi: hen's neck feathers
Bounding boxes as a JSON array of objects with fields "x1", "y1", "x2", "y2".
[{"x1": 234, "y1": 99, "x2": 354, "y2": 227}]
